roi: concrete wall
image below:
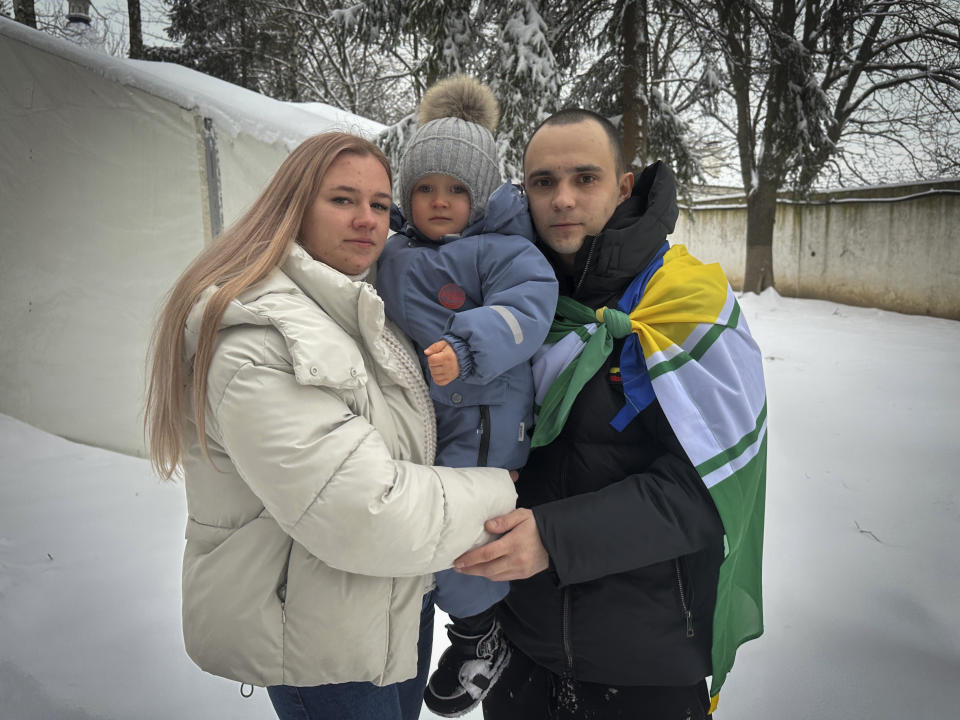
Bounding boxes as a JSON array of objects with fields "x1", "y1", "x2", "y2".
[{"x1": 674, "y1": 180, "x2": 960, "y2": 320}]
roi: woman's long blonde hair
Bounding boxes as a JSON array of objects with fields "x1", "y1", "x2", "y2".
[{"x1": 145, "y1": 132, "x2": 391, "y2": 480}]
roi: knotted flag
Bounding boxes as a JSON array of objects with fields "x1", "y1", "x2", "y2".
[{"x1": 531, "y1": 243, "x2": 766, "y2": 708}]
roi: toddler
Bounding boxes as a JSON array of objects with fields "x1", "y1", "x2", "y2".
[{"x1": 377, "y1": 75, "x2": 558, "y2": 717}]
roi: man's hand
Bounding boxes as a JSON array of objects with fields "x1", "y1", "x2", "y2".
[
  {"x1": 423, "y1": 340, "x2": 459, "y2": 386},
  {"x1": 453, "y1": 508, "x2": 549, "y2": 581}
]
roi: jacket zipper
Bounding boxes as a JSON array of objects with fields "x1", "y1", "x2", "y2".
[
  {"x1": 573, "y1": 234, "x2": 601, "y2": 297},
  {"x1": 675, "y1": 558, "x2": 694, "y2": 638},
  {"x1": 477, "y1": 405, "x2": 491, "y2": 467},
  {"x1": 278, "y1": 543, "x2": 293, "y2": 625},
  {"x1": 561, "y1": 588, "x2": 574, "y2": 672},
  {"x1": 558, "y1": 455, "x2": 575, "y2": 674}
]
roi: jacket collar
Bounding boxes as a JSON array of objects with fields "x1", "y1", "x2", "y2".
[
  {"x1": 278, "y1": 243, "x2": 383, "y2": 340},
  {"x1": 184, "y1": 244, "x2": 404, "y2": 389}
]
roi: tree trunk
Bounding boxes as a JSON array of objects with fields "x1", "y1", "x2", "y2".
[
  {"x1": 127, "y1": 0, "x2": 143, "y2": 59},
  {"x1": 743, "y1": 181, "x2": 777, "y2": 293},
  {"x1": 14, "y1": 0, "x2": 36, "y2": 28},
  {"x1": 621, "y1": 1, "x2": 639, "y2": 166},
  {"x1": 620, "y1": 0, "x2": 649, "y2": 168}
]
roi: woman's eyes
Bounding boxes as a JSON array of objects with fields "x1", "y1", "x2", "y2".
[{"x1": 331, "y1": 196, "x2": 388, "y2": 211}]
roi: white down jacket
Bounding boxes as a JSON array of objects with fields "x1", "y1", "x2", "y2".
[{"x1": 180, "y1": 244, "x2": 517, "y2": 688}]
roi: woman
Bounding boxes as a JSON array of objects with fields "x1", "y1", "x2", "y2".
[{"x1": 145, "y1": 132, "x2": 517, "y2": 720}]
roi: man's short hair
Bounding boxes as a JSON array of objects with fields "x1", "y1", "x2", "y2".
[{"x1": 524, "y1": 109, "x2": 628, "y2": 176}]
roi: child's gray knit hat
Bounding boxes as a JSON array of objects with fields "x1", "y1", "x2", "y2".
[{"x1": 399, "y1": 75, "x2": 501, "y2": 226}]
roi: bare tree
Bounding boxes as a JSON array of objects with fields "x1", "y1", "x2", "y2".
[{"x1": 682, "y1": 0, "x2": 960, "y2": 292}]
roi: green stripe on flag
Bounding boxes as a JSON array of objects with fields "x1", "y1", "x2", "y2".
[
  {"x1": 689, "y1": 301, "x2": 740, "y2": 360},
  {"x1": 646, "y1": 302, "x2": 742, "y2": 380},
  {"x1": 708, "y1": 432, "x2": 767, "y2": 696},
  {"x1": 695, "y1": 402, "x2": 768, "y2": 478}
]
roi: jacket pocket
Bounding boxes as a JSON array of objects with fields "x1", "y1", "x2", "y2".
[
  {"x1": 184, "y1": 517, "x2": 237, "y2": 554},
  {"x1": 428, "y1": 375, "x2": 507, "y2": 407},
  {"x1": 674, "y1": 557, "x2": 695, "y2": 639}
]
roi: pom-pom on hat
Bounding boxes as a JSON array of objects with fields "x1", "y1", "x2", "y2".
[{"x1": 399, "y1": 75, "x2": 501, "y2": 227}]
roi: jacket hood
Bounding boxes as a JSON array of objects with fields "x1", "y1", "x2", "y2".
[
  {"x1": 467, "y1": 181, "x2": 534, "y2": 240},
  {"x1": 539, "y1": 161, "x2": 679, "y2": 307},
  {"x1": 390, "y1": 182, "x2": 535, "y2": 245}
]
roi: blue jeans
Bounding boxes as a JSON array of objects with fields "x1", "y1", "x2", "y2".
[{"x1": 268, "y1": 593, "x2": 435, "y2": 720}]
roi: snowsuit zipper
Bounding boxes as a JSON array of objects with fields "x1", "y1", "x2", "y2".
[
  {"x1": 675, "y1": 558, "x2": 694, "y2": 638},
  {"x1": 477, "y1": 405, "x2": 491, "y2": 467}
]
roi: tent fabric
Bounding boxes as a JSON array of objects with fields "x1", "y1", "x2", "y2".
[{"x1": 0, "y1": 17, "x2": 383, "y2": 456}]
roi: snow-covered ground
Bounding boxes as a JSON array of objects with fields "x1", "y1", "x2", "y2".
[{"x1": 1, "y1": 290, "x2": 958, "y2": 719}]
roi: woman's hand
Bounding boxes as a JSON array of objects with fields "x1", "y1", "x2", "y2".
[{"x1": 424, "y1": 340, "x2": 460, "y2": 385}]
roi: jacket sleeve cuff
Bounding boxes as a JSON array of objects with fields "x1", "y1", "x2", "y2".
[{"x1": 443, "y1": 333, "x2": 474, "y2": 379}]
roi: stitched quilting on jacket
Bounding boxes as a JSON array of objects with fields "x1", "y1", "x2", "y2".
[{"x1": 179, "y1": 243, "x2": 517, "y2": 688}]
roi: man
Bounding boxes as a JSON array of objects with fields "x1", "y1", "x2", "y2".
[{"x1": 455, "y1": 110, "x2": 766, "y2": 719}]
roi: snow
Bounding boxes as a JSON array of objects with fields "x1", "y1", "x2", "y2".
[
  {"x1": 1, "y1": 289, "x2": 958, "y2": 719},
  {"x1": 0, "y1": 17, "x2": 385, "y2": 148}
]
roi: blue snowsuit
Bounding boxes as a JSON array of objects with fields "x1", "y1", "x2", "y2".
[{"x1": 377, "y1": 182, "x2": 559, "y2": 617}]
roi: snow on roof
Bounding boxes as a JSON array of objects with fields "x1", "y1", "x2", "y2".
[{"x1": 0, "y1": 16, "x2": 387, "y2": 148}]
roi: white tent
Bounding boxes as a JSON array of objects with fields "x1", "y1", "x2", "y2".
[{"x1": 0, "y1": 17, "x2": 386, "y2": 457}]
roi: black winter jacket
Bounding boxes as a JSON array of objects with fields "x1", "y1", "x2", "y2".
[{"x1": 498, "y1": 162, "x2": 726, "y2": 686}]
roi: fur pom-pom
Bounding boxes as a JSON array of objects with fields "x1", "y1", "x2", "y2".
[{"x1": 418, "y1": 75, "x2": 500, "y2": 132}]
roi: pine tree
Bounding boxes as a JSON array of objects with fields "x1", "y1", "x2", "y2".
[
  {"x1": 558, "y1": 0, "x2": 715, "y2": 193},
  {"x1": 162, "y1": 0, "x2": 282, "y2": 93},
  {"x1": 487, "y1": 1, "x2": 561, "y2": 181}
]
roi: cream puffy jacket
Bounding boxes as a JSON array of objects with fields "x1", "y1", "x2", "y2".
[{"x1": 180, "y1": 244, "x2": 517, "y2": 688}]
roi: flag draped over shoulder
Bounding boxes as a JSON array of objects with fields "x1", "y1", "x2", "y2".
[{"x1": 531, "y1": 243, "x2": 766, "y2": 705}]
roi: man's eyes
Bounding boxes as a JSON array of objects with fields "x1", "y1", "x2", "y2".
[
  {"x1": 529, "y1": 177, "x2": 554, "y2": 188},
  {"x1": 578, "y1": 174, "x2": 598, "y2": 184}
]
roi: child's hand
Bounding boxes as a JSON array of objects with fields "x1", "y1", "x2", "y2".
[{"x1": 424, "y1": 340, "x2": 460, "y2": 386}]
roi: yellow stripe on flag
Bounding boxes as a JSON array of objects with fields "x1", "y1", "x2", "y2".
[{"x1": 627, "y1": 245, "x2": 730, "y2": 358}]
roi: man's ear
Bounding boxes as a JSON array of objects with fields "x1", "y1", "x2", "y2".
[{"x1": 618, "y1": 172, "x2": 634, "y2": 202}]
